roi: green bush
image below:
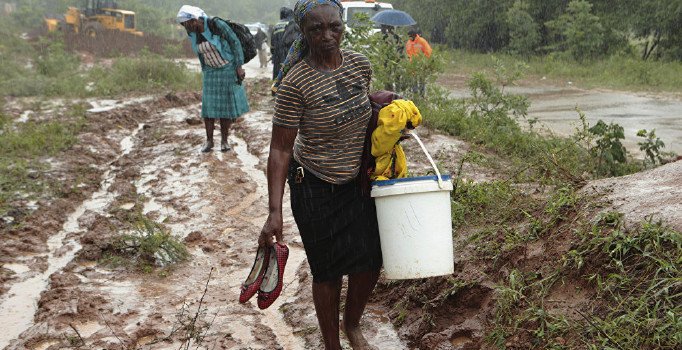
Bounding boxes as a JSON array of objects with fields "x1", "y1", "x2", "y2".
[
  {"x1": 566, "y1": 217, "x2": 682, "y2": 349},
  {"x1": 587, "y1": 120, "x2": 628, "y2": 176},
  {"x1": 103, "y1": 215, "x2": 189, "y2": 271},
  {"x1": 344, "y1": 14, "x2": 444, "y2": 99},
  {"x1": 637, "y1": 129, "x2": 670, "y2": 167}
]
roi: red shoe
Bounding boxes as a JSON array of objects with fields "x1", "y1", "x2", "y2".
[
  {"x1": 257, "y1": 243, "x2": 289, "y2": 309},
  {"x1": 239, "y1": 245, "x2": 270, "y2": 304}
]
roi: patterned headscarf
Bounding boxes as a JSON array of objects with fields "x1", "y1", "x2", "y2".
[{"x1": 272, "y1": 0, "x2": 343, "y2": 93}]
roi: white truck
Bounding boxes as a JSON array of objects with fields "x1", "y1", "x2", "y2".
[{"x1": 340, "y1": 0, "x2": 393, "y2": 32}]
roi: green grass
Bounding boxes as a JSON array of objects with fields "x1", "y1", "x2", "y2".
[
  {"x1": 487, "y1": 214, "x2": 682, "y2": 349},
  {"x1": 442, "y1": 49, "x2": 682, "y2": 93},
  {"x1": 566, "y1": 216, "x2": 681, "y2": 349},
  {"x1": 89, "y1": 52, "x2": 201, "y2": 96},
  {"x1": 0, "y1": 26, "x2": 200, "y2": 98},
  {"x1": 0, "y1": 105, "x2": 86, "y2": 215},
  {"x1": 101, "y1": 214, "x2": 189, "y2": 272}
]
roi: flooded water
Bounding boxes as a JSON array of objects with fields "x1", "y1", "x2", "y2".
[{"x1": 452, "y1": 85, "x2": 682, "y2": 155}]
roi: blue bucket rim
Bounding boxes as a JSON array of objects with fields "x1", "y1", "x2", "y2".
[{"x1": 372, "y1": 174, "x2": 452, "y2": 187}]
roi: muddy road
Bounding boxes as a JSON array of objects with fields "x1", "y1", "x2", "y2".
[
  {"x1": 3, "y1": 57, "x2": 679, "y2": 350},
  {"x1": 0, "y1": 61, "x2": 412, "y2": 349}
]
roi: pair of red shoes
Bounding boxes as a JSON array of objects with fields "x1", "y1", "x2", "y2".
[{"x1": 239, "y1": 242, "x2": 289, "y2": 309}]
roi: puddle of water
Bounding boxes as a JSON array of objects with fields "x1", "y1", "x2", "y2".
[
  {"x1": 119, "y1": 202, "x2": 135, "y2": 210},
  {"x1": 232, "y1": 136, "x2": 267, "y2": 198},
  {"x1": 71, "y1": 321, "x2": 104, "y2": 338},
  {"x1": 121, "y1": 124, "x2": 145, "y2": 156},
  {"x1": 3, "y1": 264, "x2": 31, "y2": 275},
  {"x1": 32, "y1": 340, "x2": 59, "y2": 350},
  {"x1": 142, "y1": 198, "x2": 164, "y2": 215},
  {"x1": 87, "y1": 96, "x2": 153, "y2": 113},
  {"x1": 230, "y1": 315, "x2": 259, "y2": 346},
  {"x1": 161, "y1": 107, "x2": 194, "y2": 123},
  {"x1": 17, "y1": 110, "x2": 32, "y2": 123},
  {"x1": 364, "y1": 306, "x2": 408, "y2": 349}
]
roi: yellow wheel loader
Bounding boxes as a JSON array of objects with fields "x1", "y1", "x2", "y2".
[{"x1": 44, "y1": 0, "x2": 143, "y2": 37}]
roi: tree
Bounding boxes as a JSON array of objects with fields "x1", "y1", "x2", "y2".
[
  {"x1": 506, "y1": 0, "x2": 541, "y2": 57},
  {"x1": 545, "y1": 0, "x2": 605, "y2": 61},
  {"x1": 627, "y1": 0, "x2": 682, "y2": 60},
  {"x1": 446, "y1": 0, "x2": 511, "y2": 52}
]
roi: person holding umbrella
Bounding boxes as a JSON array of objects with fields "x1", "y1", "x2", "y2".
[{"x1": 371, "y1": 10, "x2": 416, "y2": 93}]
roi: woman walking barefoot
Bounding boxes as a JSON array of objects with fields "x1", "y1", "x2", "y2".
[
  {"x1": 177, "y1": 5, "x2": 249, "y2": 152},
  {"x1": 259, "y1": 1, "x2": 381, "y2": 349}
]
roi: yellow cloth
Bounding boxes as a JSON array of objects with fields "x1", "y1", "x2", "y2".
[{"x1": 371, "y1": 100, "x2": 422, "y2": 181}]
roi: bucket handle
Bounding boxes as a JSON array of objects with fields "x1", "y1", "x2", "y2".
[{"x1": 406, "y1": 131, "x2": 445, "y2": 189}]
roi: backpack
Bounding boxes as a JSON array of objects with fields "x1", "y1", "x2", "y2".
[
  {"x1": 282, "y1": 21, "x2": 300, "y2": 49},
  {"x1": 209, "y1": 16, "x2": 257, "y2": 64}
]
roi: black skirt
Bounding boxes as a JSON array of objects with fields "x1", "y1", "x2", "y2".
[{"x1": 288, "y1": 159, "x2": 383, "y2": 283}]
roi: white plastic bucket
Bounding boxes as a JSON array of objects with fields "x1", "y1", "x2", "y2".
[{"x1": 371, "y1": 133, "x2": 454, "y2": 279}]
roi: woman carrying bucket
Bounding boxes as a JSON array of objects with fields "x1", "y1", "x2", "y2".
[{"x1": 258, "y1": 0, "x2": 382, "y2": 349}]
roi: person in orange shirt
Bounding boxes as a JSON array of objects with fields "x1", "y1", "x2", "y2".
[
  {"x1": 405, "y1": 29, "x2": 432, "y2": 96},
  {"x1": 406, "y1": 29, "x2": 432, "y2": 60}
]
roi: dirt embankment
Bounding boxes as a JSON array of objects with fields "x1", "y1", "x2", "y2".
[
  {"x1": 368, "y1": 159, "x2": 681, "y2": 349},
  {"x1": 584, "y1": 161, "x2": 682, "y2": 232},
  {"x1": 36, "y1": 31, "x2": 196, "y2": 58}
]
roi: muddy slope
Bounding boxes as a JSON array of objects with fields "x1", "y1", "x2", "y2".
[
  {"x1": 370, "y1": 160, "x2": 681, "y2": 349},
  {"x1": 584, "y1": 160, "x2": 682, "y2": 231}
]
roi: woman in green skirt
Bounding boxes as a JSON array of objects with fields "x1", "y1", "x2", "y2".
[{"x1": 177, "y1": 5, "x2": 250, "y2": 152}]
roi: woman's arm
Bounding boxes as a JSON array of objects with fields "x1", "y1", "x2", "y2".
[{"x1": 259, "y1": 125, "x2": 298, "y2": 246}]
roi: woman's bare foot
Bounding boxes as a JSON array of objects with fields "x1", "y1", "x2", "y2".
[{"x1": 340, "y1": 321, "x2": 375, "y2": 350}]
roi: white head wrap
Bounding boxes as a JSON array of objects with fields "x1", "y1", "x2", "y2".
[{"x1": 176, "y1": 5, "x2": 206, "y2": 23}]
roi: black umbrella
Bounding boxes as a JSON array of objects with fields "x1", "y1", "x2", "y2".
[{"x1": 370, "y1": 9, "x2": 417, "y2": 27}]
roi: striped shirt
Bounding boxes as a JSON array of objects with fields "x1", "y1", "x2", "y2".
[
  {"x1": 273, "y1": 49, "x2": 373, "y2": 185},
  {"x1": 197, "y1": 41, "x2": 229, "y2": 68}
]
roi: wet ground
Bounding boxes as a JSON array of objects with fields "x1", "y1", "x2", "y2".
[
  {"x1": 2, "y1": 56, "x2": 680, "y2": 350},
  {"x1": 445, "y1": 76, "x2": 682, "y2": 156},
  {"x1": 0, "y1": 60, "x2": 425, "y2": 350}
]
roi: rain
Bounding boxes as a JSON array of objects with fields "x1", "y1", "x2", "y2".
[{"x1": 0, "y1": 1, "x2": 680, "y2": 349}]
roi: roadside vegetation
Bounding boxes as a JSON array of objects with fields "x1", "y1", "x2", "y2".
[
  {"x1": 392, "y1": 0, "x2": 682, "y2": 94},
  {"x1": 349, "y1": 8, "x2": 680, "y2": 348},
  {"x1": 443, "y1": 51, "x2": 682, "y2": 93},
  {"x1": 0, "y1": 17, "x2": 200, "y2": 99}
]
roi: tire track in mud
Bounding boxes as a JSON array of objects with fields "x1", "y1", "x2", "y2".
[
  {"x1": 0, "y1": 101, "x2": 151, "y2": 349},
  {"x1": 3, "y1": 83, "x2": 409, "y2": 349},
  {"x1": 1, "y1": 94, "x2": 313, "y2": 350}
]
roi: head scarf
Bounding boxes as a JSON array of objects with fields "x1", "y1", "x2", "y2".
[
  {"x1": 272, "y1": 0, "x2": 343, "y2": 93},
  {"x1": 176, "y1": 5, "x2": 206, "y2": 24}
]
